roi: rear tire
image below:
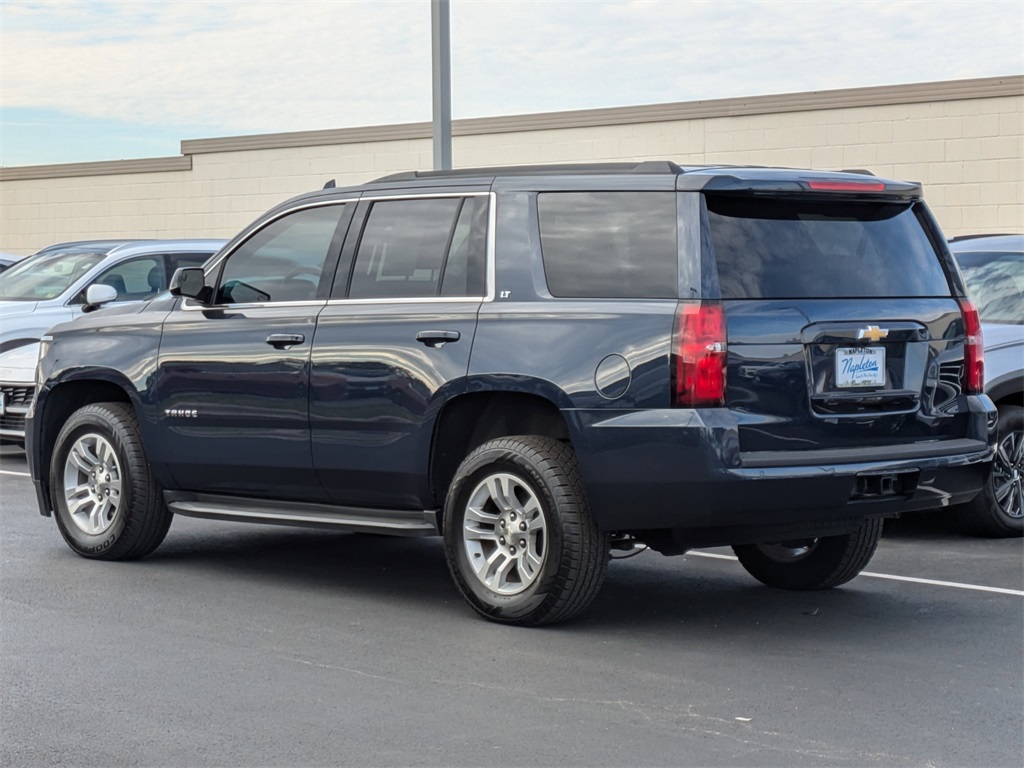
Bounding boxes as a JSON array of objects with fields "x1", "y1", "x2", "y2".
[
  {"x1": 50, "y1": 402, "x2": 172, "y2": 560},
  {"x1": 442, "y1": 436, "x2": 608, "y2": 625},
  {"x1": 955, "y1": 404, "x2": 1023, "y2": 538},
  {"x1": 732, "y1": 518, "x2": 883, "y2": 590}
]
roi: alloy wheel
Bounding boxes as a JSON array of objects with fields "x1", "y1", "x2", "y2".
[
  {"x1": 992, "y1": 427, "x2": 1024, "y2": 520},
  {"x1": 462, "y1": 472, "x2": 547, "y2": 595},
  {"x1": 62, "y1": 432, "x2": 123, "y2": 535}
]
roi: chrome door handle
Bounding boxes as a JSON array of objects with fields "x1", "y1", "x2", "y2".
[
  {"x1": 415, "y1": 330, "x2": 461, "y2": 348},
  {"x1": 266, "y1": 333, "x2": 306, "y2": 349}
]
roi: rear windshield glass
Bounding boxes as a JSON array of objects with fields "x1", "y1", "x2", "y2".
[
  {"x1": 706, "y1": 196, "x2": 951, "y2": 299},
  {"x1": 538, "y1": 192, "x2": 677, "y2": 299}
]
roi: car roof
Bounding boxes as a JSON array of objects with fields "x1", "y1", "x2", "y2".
[
  {"x1": 102, "y1": 239, "x2": 227, "y2": 258},
  {"x1": 948, "y1": 234, "x2": 1024, "y2": 254},
  {"x1": 277, "y1": 162, "x2": 922, "y2": 212},
  {"x1": 33, "y1": 239, "x2": 153, "y2": 256},
  {"x1": 32, "y1": 239, "x2": 226, "y2": 259},
  {"x1": 369, "y1": 162, "x2": 915, "y2": 188}
]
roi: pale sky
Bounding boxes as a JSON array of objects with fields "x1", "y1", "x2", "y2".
[{"x1": 1, "y1": 0, "x2": 1022, "y2": 167}]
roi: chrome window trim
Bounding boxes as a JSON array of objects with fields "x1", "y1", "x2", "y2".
[
  {"x1": 484, "y1": 191, "x2": 496, "y2": 302},
  {"x1": 201, "y1": 198, "x2": 358, "y2": 274},
  {"x1": 326, "y1": 296, "x2": 485, "y2": 306},
  {"x1": 189, "y1": 191, "x2": 495, "y2": 312},
  {"x1": 182, "y1": 298, "x2": 328, "y2": 311}
]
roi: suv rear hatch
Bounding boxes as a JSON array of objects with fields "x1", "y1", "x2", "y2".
[{"x1": 702, "y1": 189, "x2": 981, "y2": 469}]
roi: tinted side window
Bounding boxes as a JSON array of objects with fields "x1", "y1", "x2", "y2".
[
  {"x1": 955, "y1": 250, "x2": 1024, "y2": 324},
  {"x1": 217, "y1": 205, "x2": 346, "y2": 305},
  {"x1": 706, "y1": 196, "x2": 951, "y2": 299},
  {"x1": 349, "y1": 198, "x2": 464, "y2": 299},
  {"x1": 537, "y1": 192, "x2": 677, "y2": 299},
  {"x1": 440, "y1": 196, "x2": 488, "y2": 297},
  {"x1": 168, "y1": 252, "x2": 213, "y2": 274}
]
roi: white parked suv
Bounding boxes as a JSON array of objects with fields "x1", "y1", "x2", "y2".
[
  {"x1": 949, "y1": 234, "x2": 1024, "y2": 537},
  {"x1": 0, "y1": 239, "x2": 225, "y2": 444}
]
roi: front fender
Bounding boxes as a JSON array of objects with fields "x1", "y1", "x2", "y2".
[{"x1": 29, "y1": 367, "x2": 148, "y2": 517}]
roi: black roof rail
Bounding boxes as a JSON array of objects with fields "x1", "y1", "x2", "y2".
[
  {"x1": 840, "y1": 168, "x2": 876, "y2": 176},
  {"x1": 948, "y1": 233, "x2": 1010, "y2": 242},
  {"x1": 371, "y1": 161, "x2": 686, "y2": 184}
]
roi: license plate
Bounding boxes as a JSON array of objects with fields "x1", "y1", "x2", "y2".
[{"x1": 835, "y1": 347, "x2": 885, "y2": 388}]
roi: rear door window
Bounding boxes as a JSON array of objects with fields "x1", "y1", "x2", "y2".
[
  {"x1": 346, "y1": 197, "x2": 486, "y2": 300},
  {"x1": 706, "y1": 196, "x2": 951, "y2": 299},
  {"x1": 537, "y1": 192, "x2": 677, "y2": 299}
]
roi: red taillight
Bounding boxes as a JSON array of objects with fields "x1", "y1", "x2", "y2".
[
  {"x1": 673, "y1": 301, "x2": 727, "y2": 407},
  {"x1": 958, "y1": 297, "x2": 985, "y2": 395},
  {"x1": 806, "y1": 180, "x2": 886, "y2": 192}
]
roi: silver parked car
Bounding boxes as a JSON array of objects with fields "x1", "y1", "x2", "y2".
[
  {"x1": 0, "y1": 239, "x2": 226, "y2": 444},
  {"x1": 950, "y1": 234, "x2": 1024, "y2": 537}
]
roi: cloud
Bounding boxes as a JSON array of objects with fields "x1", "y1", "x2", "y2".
[
  {"x1": 1, "y1": 0, "x2": 432, "y2": 133},
  {"x1": 0, "y1": 0, "x2": 1021, "y2": 140},
  {"x1": 451, "y1": 0, "x2": 1024, "y2": 115}
]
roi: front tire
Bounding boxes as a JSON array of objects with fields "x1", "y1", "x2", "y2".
[
  {"x1": 732, "y1": 518, "x2": 883, "y2": 590},
  {"x1": 442, "y1": 436, "x2": 608, "y2": 625},
  {"x1": 50, "y1": 402, "x2": 172, "y2": 560},
  {"x1": 956, "y1": 404, "x2": 1023, "y2": 538}
]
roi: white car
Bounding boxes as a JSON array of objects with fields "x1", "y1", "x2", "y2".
[
  {"x1": 949, "y1": 234, "x2": 1024, "y2": 537},
  {"x1": 0, "y1": 239, "x2": 225, "y2": 444}
]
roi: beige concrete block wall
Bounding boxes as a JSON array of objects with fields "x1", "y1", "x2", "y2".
[{"x1": 1, "y1": 76, "x2": 1021, "y2": 254}]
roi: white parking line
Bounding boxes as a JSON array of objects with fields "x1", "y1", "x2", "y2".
[
  {"x1": 0, "y1": 469, "x2": 30, "y2": 478},
  {"x1": 688, "y1": 550, "x2": 1024, "y2": 597}
]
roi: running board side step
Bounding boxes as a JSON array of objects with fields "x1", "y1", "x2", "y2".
[{"x1": 164, "y1": 491, "x2": 439, "y2": 537}]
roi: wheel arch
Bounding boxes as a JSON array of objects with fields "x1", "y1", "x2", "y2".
[
  {"x1": 988, "y1": 375, "x2": 1024, "y2": 408},
  {"x1": 428, "y1": 388, "x2": 572, "y2": 514},
  {"x1": 33, "y1": 371, "x2": 140, "y2": 516}
]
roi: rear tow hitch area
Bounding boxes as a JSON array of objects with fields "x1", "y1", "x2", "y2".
[{"x1": 852, "y1": 470, "x2": 919, "y2": 499}]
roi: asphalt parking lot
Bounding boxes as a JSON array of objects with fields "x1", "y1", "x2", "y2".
[{"x1": 1, "y1": 449, "x2": 1021, "y2": 768}]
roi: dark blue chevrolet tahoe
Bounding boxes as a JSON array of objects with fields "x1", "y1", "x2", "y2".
[{"x1": 27, "y1": 163, "x2": 997, "y2": 625}]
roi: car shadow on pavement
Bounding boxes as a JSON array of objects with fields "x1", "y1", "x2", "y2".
[
  {"x1": 881, "y1": 510, "x2": 962, "y2": 540},
  {"x1": 138, "y1": 519, "x2": 997, "y2": 640}
]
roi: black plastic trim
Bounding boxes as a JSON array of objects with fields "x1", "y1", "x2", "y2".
[{"x1": 741, "y1": 438, "x2": 989, "y2": 469}]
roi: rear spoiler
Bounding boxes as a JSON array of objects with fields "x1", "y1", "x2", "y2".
[{"x1": 677, "y1": 174, "x2": 922, "y2": 200}]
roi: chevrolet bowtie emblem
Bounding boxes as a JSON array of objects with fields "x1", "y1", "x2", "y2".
[{"x1": 857, "y1": 325, "x2": 889, "y2": 342}]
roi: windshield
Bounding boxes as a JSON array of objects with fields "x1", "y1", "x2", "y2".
[
  {"x1": 0, "y1": 250, "x2": 107, "y2": 301},
  {"x1": 955, "y1": 250, "x2": 1024, "y2": 325}
]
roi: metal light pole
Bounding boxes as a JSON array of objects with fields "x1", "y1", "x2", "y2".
[{"x1": 431, "y1": 0, "x2": 452, "y2": 170}]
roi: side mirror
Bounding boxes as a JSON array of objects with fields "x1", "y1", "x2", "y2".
[
  {"x1": 82, "y1": 283, "x2": 118, "y2": 313},
  {"x1": 169, "y1": 267, "x2": 211, "y2": 303}
]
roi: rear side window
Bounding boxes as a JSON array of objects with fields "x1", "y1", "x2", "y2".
[
  {"x1": 706, "y1": 196, "x2": 951, "y2": 299},
  {"x1": 537, "y1": 192, "x2": 677, "y2": 299},
  {"x1": 440, "y1": 197, "x2": 488, "y2": 297}
]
